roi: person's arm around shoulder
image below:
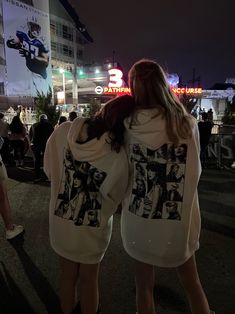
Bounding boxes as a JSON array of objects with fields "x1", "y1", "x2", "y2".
[{"x1": 67, "y1": 117, "x2": 88, "y2": 144}]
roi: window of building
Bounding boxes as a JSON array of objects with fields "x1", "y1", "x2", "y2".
[
  {"x1": 62, "y1": 45, "x2": 73, "y2": 58},
  {"x1": 51, "y1": 42, "x2": 56, "y2": 52},
  {"x1": 50, "y1": 21, "x2": 56, "y2": 35},
  {"x1": 77, "y1": 49, "x2": 83, "y2": 59},
  {"x1": 62, "y1": 24, "x2": 73, "y2": 41},
  {"x1": 69, "y1": 48, "x2": 73, "y2": 57},
  {"x1": 62, "y1": 25, "x2": 68, "y2": 39},
  {"x1": 56, "y1": 43, "x2": 62, "y2": 55},
  {"x1": 63, "y1": 45, "x2": 69, "y2": 56},
  {"x1": 56, "y1": 22, "x2": 62, "y2": 37},
  {"x1": 0, "y1": 82, "x2": 4, "y2": 95},
  {"x1": 76, "y1": 34, "x2": 85, "y2": 45}
]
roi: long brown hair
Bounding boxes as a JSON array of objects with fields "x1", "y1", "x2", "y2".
[
  {"x1": 86, "y1": 95, "x2": 135, "y2": 152},
  {"x1": 128, "y1": 59, "x2": 193, "y2": 144},
  {"x1": 9, "y1": 115, "x2": 24, "y2": 134}
]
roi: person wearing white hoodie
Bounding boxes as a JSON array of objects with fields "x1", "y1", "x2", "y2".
[
  {"x1": 43, "y1": 95, "x2": 135, "y2": 314},
  {"x1": 120, "y1": 60, "x2": 214, "y2": 314}
]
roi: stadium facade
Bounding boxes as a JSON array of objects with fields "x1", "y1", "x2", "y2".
[{"x1": 0, "y1": 0, "x2": 113, "y2": 109}]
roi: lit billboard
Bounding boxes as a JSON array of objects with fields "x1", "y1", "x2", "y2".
[
  {"x1": 2, "y1": 0, "x2": 52, "y2": 96},
  {"x1": 94, "y1": 68, "x2": 202, "y2": 96}
]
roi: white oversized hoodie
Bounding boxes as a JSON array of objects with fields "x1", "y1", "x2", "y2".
[
  {"x1": 44, "y1": 118, "x2": 128, "y2": 264},
  {"x1": 121, "y1": 109, "x2": 201, "y2": 267}
]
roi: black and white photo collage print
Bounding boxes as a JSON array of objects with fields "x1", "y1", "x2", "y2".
[
  {"x1": 55, "y1": 148, "x2": 107, "y2": 227},
  {"x1": 129, "y1": 143, "x2": 187, "y2": 220}
]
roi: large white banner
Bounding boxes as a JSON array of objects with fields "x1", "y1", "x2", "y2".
[{"x1": 2, "y1": 0, "x2": 52, "y2": 96}]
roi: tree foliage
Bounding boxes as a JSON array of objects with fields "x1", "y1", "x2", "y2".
[
  {"x1": 34, "y1": 88, "x2": 60, "y2": 126},
  {"x1": 82, "y1": 98, "x2": 101, "y2": 118}
]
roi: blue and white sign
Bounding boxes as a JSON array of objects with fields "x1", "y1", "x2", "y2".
[{"x1": 2, "y1": 0, "x2": 52, "y2": 96}]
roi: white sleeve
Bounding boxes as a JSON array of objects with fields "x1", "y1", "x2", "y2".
[{"x1": 43, "y1": 133, "x2": 54, "y2": 179}]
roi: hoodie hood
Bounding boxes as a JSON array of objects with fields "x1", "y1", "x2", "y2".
[
  {"x1": 44, "y1": 116, "x2": 129, "y2": 265},
  {"x1": 67, "y1": 117, "x2": 112, "y2": 162},
  {"x1": 124, "y1": 109, "x2": 168, "y2": 150}
]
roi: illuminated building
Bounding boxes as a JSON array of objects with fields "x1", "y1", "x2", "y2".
[
  {"x1": 0, "y1": 0, "x2": 93, "y2": 109},
  {"x1": 0, "y1": 0, "x2": 234, "y2": 121}
]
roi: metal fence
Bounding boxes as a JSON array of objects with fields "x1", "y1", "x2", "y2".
[{"x1": 207, "y1": 130, "x2": 235, "y2": 169}]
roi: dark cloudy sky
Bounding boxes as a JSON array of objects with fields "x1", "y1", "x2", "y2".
[{"x1": 73, "y1": 0, "x2": 235, "y2": 88}]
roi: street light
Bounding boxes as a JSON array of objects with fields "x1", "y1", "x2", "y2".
[{"x1": 59, "y1": 68, "x2": 66, "y2": 105}]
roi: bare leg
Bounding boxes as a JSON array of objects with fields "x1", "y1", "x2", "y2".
[
  {"x1": 0, "y1": 181, "x2": 14, "y2": 230},
  {"x1": 176, "y1": 254, "x2": 210, "y2": 314},
  {"x1": 134, "y1": 259, "x2": 156, "y2": 314},
  {"x1": 79, "y1": 263, "x2": 100, "y2": 314},
  {"x1": 59, "y1": 256, "x2": 80, "y2": 314}
]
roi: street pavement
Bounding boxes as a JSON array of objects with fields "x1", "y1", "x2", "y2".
[{"x1": 0, "y1": 161, "x2": 235, "y2": 314}]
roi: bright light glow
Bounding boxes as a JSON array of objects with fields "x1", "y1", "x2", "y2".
[
  {"x1": 108, "y1": 63, "x2": 112, "y2": 68},
  {"x1": 95, "y1": 69, "x2": 100, "y2": 74},
  {"x1": 172, "y1": 88, "x2": 202, "y2": 94},
  {"x1": 95, "y1": 86, "x2": 103, "y2": 94},
  {"x1": 94, "y1": 86, "x2": 202, "y2": 96},
  {"x1": 57, "y1": 91, "x2": 65, "y2": 104},
  {"x1": 59, "y1": 68, "x2": 64, "y2": 74},
  {"x1": 108, "y1": 68, "x2": 123, "y2": 87},
  {"x1": 167, "y1": 74, "x2": 179, "y2": 87},
  {"x1": 79, "y1": 70, "x2": 84, "y2": 75},
  {"x1": 57, "y1": 91, "x2": 64, "y2": 99},
  {"x1": 95, "y1": 86, "x2": 131, "y2": 95}
]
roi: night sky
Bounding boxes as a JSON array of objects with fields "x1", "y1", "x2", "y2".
[{"x1": 71, "y1": 0, "x2": 235, "y2": 88}]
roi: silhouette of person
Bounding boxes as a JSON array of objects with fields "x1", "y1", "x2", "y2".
[{"x1": 198, "y1": 112, "x2": 213, "y2": 168}]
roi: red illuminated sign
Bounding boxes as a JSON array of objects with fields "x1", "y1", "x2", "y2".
[
  {"x1": 104, "y1": 87, "x2": 131, "y2": 95},
  {"x1": 95, "y1": 86, "x2": 202, "y2": 96},
  {"x1": 94, "y1": 68, "x2": 203, "y2": 96},
  {"x1": 172, "y1": 88, "x2": 202, "y2": 94},
  {"x1": 95, "y1": 86, "x2": 131, "y2": 95}
]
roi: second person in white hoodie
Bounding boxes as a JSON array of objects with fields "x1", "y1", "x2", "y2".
[{"x1": 121, "y1": 59, "x2": 214, "y2": 314}]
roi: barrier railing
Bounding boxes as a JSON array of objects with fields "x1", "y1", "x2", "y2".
[{"x1": 207, "y1": 128, "x2": 235, "y2": 169}]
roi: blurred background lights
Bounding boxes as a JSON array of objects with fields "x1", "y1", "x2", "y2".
[{"x1": 167, "y1": 73, "x2": 179, "y2": 87}]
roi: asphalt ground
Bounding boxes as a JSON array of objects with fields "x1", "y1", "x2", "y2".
[{"x1": 0, "y1": 161, "x2": 235, "y2": 314}]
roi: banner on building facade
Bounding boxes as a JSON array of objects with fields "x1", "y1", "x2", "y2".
[
  {"x1": 2, "y1": 0, "x2": 52, "y2": 97},
  {"x1": 207, "y1": 134, "x2": 235, "y2": 168}
]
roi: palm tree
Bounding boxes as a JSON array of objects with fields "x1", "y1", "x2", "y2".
[{"x1": 34, "y1": 88, "x2": 61, "y2": 127}]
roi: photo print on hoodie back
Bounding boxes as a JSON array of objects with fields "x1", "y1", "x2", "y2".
[
  {"x1": 129, "y1": 143, "x2": 187, "y2": 220},
  {"x1": 55, "y1": 148, "x2": 107, "y2": 227}
]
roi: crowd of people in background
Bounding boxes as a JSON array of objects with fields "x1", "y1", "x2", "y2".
[
  {"x1": 0, "y1": 109, "x2": 78, "y2": 181},
  {"x1": 0, "y1": 104, "x2": 214, "y2": 169},
  {"x1": 0, "y1": 108, "x2": 78, "y2": 241}
]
